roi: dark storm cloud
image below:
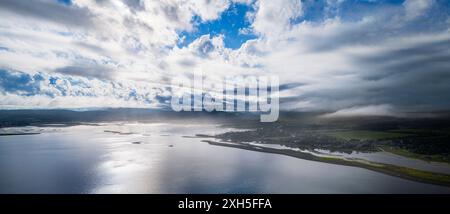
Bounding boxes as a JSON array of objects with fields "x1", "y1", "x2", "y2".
[
  {"x1": 357, "y1": 38, "x2": 450, "y2": 69},
  {"x1": 305, "y1": 5, "x2": 450, "y2": 54},
  {"x1": 275, "y1": 1, "x2": 450, "y2": 112},
  {"x1": 351, "y1": 38, "x2": 450, "y2": 110},
  {"x1": 281, "y1": 34, "x2": 450, "y2": 112},
  {"x1": 0, "y1": 0, "x2": 93, "y2": 27}
]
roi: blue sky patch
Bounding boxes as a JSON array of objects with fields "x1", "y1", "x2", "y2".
[
  {"x1": 177, "y1": 2, "x2": 257, "y2": 50},
  {"x1": 57, "y1": 0, "x2": 72, "y2": 6}
]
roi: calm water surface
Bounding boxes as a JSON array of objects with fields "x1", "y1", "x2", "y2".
[{"x1": 1, "y1": 123, "x2": 450, "y2": 193}]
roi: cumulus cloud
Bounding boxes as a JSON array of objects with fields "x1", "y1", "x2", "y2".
[
  {"x1": 0, "y1": 69, "x2": 169, "y2": 109},
  {"x1": 252, "y1": 0, "x2": 303, "y2": 38},
  {"x1": 0, "y1": 0, "x2": 450, "y2": 116},
  {"x1": 0, "y1": 0, "x2": 236, "y2": 79},
  {"x1": 188, "y1": 34, "x2": 225, "y2": 57}
]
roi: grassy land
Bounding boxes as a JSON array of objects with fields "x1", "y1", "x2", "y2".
[
  {"x1": 380, "y1": 146, "x2": 449, "y2": 164},
  {"x1": 389, "y1": 129, "x2": 429, "y2": 134},
  {"x1": 327, "y1": 130, "x2": 450, "y2": 163},
  {"x1": 316, "y1": 155, "x2": 450, "y2": 186},
  {"x1": 389, "y1": 128, "x2": 450, "y2": 135},
  {"x1": 327, "y1": 130, "x2": 413, "y2": 141},
  {"x1": 381, "y1": 164, "x2": 450, "y2": 185}
]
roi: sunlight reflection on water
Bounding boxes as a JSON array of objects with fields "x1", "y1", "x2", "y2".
[{"x1": 1, "y1": 123, "x2": 450, "y2": 194}]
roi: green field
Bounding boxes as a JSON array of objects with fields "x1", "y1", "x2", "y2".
[
  {"x1": 389, "y1": 128, "x2": 450, "y2": 135},
  {"x1": 389, "y1": 129, "x2": 430, "y2": 133},
  {"x1": 327, "y1": 130, "x2": 413, "y2": 141},
  {"x1": 380, "y1": 146, "x2": 449, "y2": 163}
]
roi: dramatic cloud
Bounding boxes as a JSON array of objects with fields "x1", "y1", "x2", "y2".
[
  {"x1": 320, "y1": 104, "x2": 398, "y2": 118},
  {"x1": 0, "y1": 69, "x2": 169, "y2": 109},
  {"x1": 251, "y1": 0, "x2": 303, "y2": 38},
  {"x1": 0, "y1": 0, "x2": 449, "y2": 116}
]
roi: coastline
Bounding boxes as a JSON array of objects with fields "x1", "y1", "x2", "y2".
[{"x1": 201, "y1": 139, "x2": 450, "y2": 187}]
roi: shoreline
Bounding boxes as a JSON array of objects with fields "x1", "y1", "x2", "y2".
[{"x1": 201, "y1": 139, "x2": 450, "y2": 187}]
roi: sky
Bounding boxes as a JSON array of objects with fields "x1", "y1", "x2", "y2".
[{"x1": 0, "y1": 0, "x2": 449, "y2": 116}]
